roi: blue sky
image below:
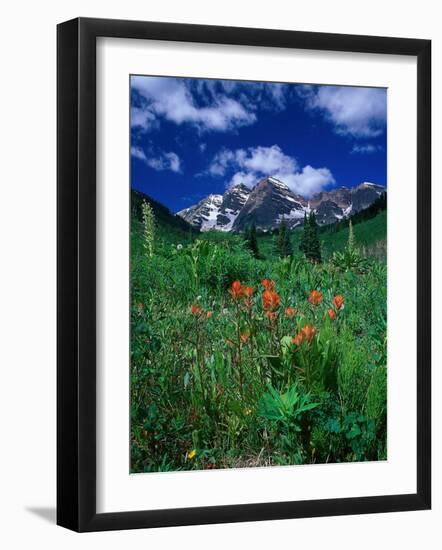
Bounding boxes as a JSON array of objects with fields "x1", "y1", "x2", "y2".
[{"x1": 130, "y1": 76, "x2": 387, "y2": 213}]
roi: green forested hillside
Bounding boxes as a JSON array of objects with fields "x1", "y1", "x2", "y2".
[
  {"x1": 229, "y1": 210, "x2": 386, "y2": 261},
  {"x1": 131, "y1": 189, "x2": 196, "y2": 239}
]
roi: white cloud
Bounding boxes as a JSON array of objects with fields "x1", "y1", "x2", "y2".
[
  {"x1": 208, "y1": 145, "x2": 334, "y2": 197},
  {"x1": 131, "y1": 76, "x2": 256, "y2": 133},
  {"x1": 147, "y1": 151, "x2": 181, "y2": 173},
  {"x1": 208, "y1": 149, "x2": 236, "y2": 176},
  {"x1": 131, "y1": 146, "x2": 181, "y2": 173},
  {"x1": 229, "y1": 171, "x2": 259, "y2": 189},
  {"x1": 131, "y1": 146, "x2": 147, "y2": 161},
  {"x1": 190, "y1": 79, "x2": 291, "y2": 112},
  {"x1": 281, "y1": 166, "x2": 335, "y2": 196},
  {"x1": 242, "y1": 145, "x2": 298, "y2": 174},
  {"x1": 351, "y1": 143, "x2": 382, "y2": 154},
  {"x1": 267, "y1": 83, "x2": 289, "y2": 110},
  {"x1": 302, "y1": 85, "x2": 386, "y2": 138},
  {"x1": 131, "y1": 107, "x2": 157, "y2": 131},
  {"x1": 208, "y1": 145, "x2": 297, "y2": 177}
]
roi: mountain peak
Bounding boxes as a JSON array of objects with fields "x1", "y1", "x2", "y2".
[
  {"x1": 355, "y1": 181, "x2": 385, "y2": 191},
  {"x1": 229, "y1": 182, "x2": 250, "y2": 191},
  {"x1": 255, "y1": 176, "x2": 290, "y2": 191},
  {"x1": 177, "y1": 177, "x2": 385, "y2": 232},
  {"x1": 361, "y1": 181, "x2": 381, "y2": 186},
  {"x1": 177, "y1": 186, "x2": 250, "y2": 232},
  {"x1": 232, "y1": 176, "x2": 305, "y2": 231},
  {"x1": 207, "y1": 193, "x2": 223, "y2": 202}
]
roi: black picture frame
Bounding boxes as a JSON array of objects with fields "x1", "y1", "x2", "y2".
[{"x1": 57, "y1": 17, "x2": 431, "y2": 532}]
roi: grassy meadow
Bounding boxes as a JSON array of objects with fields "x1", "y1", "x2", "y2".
[{"x1": 130, "y1": 198, "x2": 387, "y2": 473}]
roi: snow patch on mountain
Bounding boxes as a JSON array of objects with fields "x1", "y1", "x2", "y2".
[
  {"x1": 268, "y1": 176, "x2": 290, "y2": 190},
  {"x1": 177, "y1": 177, "x2": 385, "y2": 232},
  {"x1": 343, "y1": 204, "x2": 353, "y2": 217},
  {"x1": 177, "y1": 184, "x2": 251, "y2": 232},
  {"x1": 199, "y1": 195, "x2": 223, "y2": 231}
]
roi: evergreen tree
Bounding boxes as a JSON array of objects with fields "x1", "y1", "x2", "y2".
[
  {"x1": 300, "y1": 212, "x2": 322, "y2": 263},
  {"x1": 245, "y1": 222, "x2": 259, "y2": 258},
  {"x1": 276, "y1": 218, "x2": 293, "y2": 258},
  {"x1": 308, "y1": 211, "x2": 322, "y2": 263}
]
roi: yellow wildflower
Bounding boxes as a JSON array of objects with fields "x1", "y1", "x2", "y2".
[{"x1": 187, "y1": 449, "x2": 196, "y2": 460}]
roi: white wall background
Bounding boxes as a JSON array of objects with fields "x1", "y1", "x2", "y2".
[{"x1": 0, "y1": 1, "x2": 439, "y2": 548}]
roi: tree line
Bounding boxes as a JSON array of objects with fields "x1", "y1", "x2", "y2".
[{"x1": 244, "y1": 212, "x2": 322, "y2": 263}]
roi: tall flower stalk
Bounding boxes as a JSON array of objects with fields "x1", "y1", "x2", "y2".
[
  {"x1": 141, "y1": 200, "x2": 155, "y2": 259},
  {"x1": 261, "y1": 280, "x2": 280, "y2": 354}
]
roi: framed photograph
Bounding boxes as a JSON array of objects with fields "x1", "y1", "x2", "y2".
[{"x1": 57, "y1": 17, "x2": 431, "y2": 532}]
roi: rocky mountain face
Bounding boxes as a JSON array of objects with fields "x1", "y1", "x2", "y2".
[
  {"x1": 350, "y1": 182, "x2": 386, "y2": 213},
  {"x1": 232, "y1": 177, "x2": 306, "y2": 231},
  {"x1": 314, "y1": 199, "x2": 347, "y2": 225},
  {"x1": 310, "y1": 187, "x2": 351, "y2": 210},
  {"x1": 215, "y1": 183, "x2": 251, "y2": 231},
  {"x1": 310, "y1": 182, "x2": 385, "y2": 225},
  {"x1": 177, "y1": 194, "x2": 223, "y2": 231},
  {"x1": 177, "y1": 178, "x2": 385, "y2": 232},
  {"x1": 177, "y1": 183, "x2": 250, "y2": 231}
]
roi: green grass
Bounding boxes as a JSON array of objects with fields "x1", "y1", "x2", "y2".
[
  {"x1": 256, "y1": 210, "x2": 386, "y2": 260},
  {"x1": 130, "y1": 209, "x2": 387, "y2": 473},
  {"x1": 319, "y1": 210, "x2": 387, "y2": 256}
]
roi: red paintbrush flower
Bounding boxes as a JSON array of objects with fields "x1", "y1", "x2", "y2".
[
  {"x1": 261, "y1": 279, "x2": 275, "y2": 291},
  {"x1": 332, "y1": 295, "x2": 345, "y2": 310},
  {"x1": 262, "y1": 290, "x2": 280, "y2": 311},
  {"x1": 242, "y1": 286, "x2": 254, "y2": 308},
  {"x1": 301, "y1": 323, "x2": 317, "y2": 343},
  {"x1": 229, "y1": 280, "x2": 243, "y2": 300},
  {"x1": 308, "y1": 290, "x2": 323, "y2": 306},
  {"x1": 191, "y1": 304, "x2": 202, "y2": 317},
  {"x1": 292, "y1": 332, "x2": 305, "y2": 346},
  {"x1": 284, "y1": 306, "x2": 296, "y2": 318}
]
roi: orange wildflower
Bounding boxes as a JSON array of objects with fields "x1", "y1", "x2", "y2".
[
  {"x1": 301, "y1": 323, "x2": 317, "y2": 343},
  {"x1": 229, "y1": 280, "x2": 243, "y2": 300},
  {"x1": 240, "y1": 331, "x2": 250, "y2": 344},
  {"x1": 308, "y1": 290, "x2": 323, "y2": 306},
  {"x1": 261, "y1": 279, "x2": 275, "y2": 291},
  {"x1": 191, "y1": 304, "x2": 202, "y2": 316},
  {"x1": 332, "y1": 295, "x2": 345, "y2": 310},
  {"x1": 292, "y1": 331, "x2": 305, "y2": 346},
  {"x1": 262, "y1": 290, "x2": 280, "y2": 311},
  {"x1": 242, "y1": 286, "x2": 254, "y2": 308},
  {"x1": 206, "y1": 311, "x2": 213, "y2": 319},
  {"x1": 242, "y1": 286, "x2": 254, "y2": 298},
  {"x1": 327, "y1": 308, "x2": 336, "y2": 320},
  {"x1": 284, "y1": 306, "x2": 297, "y2": 318}
]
